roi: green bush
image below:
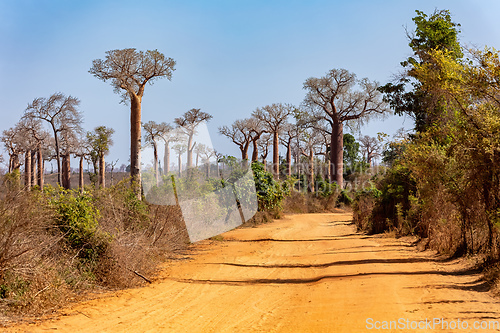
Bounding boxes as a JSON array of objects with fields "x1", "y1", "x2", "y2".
[
  {"x1": 251, "y1": 161, "x2": 291, "y2": 212},
  {"x1": 50, "y1": 188, "x2": 109, "y2": 261}
]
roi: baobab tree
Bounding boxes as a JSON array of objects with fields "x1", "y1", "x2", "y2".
[
  {"x1": 87, "y1": 126, "x2": 114, "y2": 188},
  {"x1": 73, "y1": 135, "x2": 91, "y2": 193},
  {"x1": 143, "y1": 121, "x2": 169, "y2": 186},
  {"x1": 24, "y1": 93, "x2": 82, "y2": 186},
  {"x1": 59, "y1": 127, "x2": 81, "y2": 189},
  {"x1": 359, "y1": 135, "x2": 382, "y2": 166},
  {"x1": 89, "y1": 48, "x2": 176, "y2": 197},
  {"x1": 172, "y1": 143, "x2": 187, "y2": 178},
  {"x1": 279, "y1": 122, "x2": 300, "y2": 177},
  {"x1": 218, "y1": 118, "x2": 253, "y2": 166},
  {"x1": 18, "y1": 117, "x2": 50, "y2": 189},
  {"x1": 159, "y1": 123, "x2": 176, "y2": 175},
  {"x1": 252, "y1": 103, "x2": 294, "y2": 178},
  {"x1": 300, "y1": 128, "x2": 322, "y2": 193},
  {"x1": 174, "y1": 108, "x2": 213, "y2": 169},
  {"x1": 257, "y1": 134, "x2": 272, "y2": 172},
  {"x1": 303, "y1": 68, "x2": 388, "y2": 188},
  {"x1": 248, "y1": 117, "x2": 266, "y2": 162},
  {"x1": 1, "y1": 125, "x2": 24, "y2": 175}
]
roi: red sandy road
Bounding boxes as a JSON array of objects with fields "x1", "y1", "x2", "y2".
[{"x1": 8, "y1": 213, "x2": 500, "y2": 332}]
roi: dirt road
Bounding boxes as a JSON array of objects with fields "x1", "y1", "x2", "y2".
[{"x1": 9, "y1": 213, "x2": 500, "y2": 332}]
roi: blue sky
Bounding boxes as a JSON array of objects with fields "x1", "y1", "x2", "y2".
[{"x1": 1, "y1": 0, "x2": 500, "y2": 168}]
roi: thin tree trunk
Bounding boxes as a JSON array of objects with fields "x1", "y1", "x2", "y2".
[
  {"x1": 331, "y1": 121, "x2": 344, "y2": 188},
  {"x1": 30, "y1": 150, "x2": 36, "y2": 186},
  {"x1": 99, "y1": 154, "x2": 105, "y2": 188},
  {"x1": 273, "y1": 131, "x2": 279, "y2": 178},
  {"x1": 153, "y1": 141, "x2": 158, "y2": 186},
  {"x1": 286, "y1": 142, "x2": 291, "y2": 177},
  {"x1": 309, "y1": 146, "x2": 314, "y2": 193},
  {"x1": 164, "y1": 143, "x2": 170, "y2": 174},
  {"x1": 187, "y1": 135, "x2": 194, "y2": 168},
  {"x1": 37, "y1": 148, "x2": 44, "y2": 189},
  {"x1": 25, "y1": 150, "x2": 32, "y2": 189},
  {"x1": 51, "y1": 125, "x2": 61, "y2": 186},
  {"x1": 79, "y1": 156, "x2": 84, "y2": 193},
  {"x1": 130, "y1": 94, "x2": 142, "y2": 198}
]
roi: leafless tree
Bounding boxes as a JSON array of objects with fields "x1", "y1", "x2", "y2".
[
  {"x1": 174, "y1": 109, "x2": 213, "y2": 169},
  {"x1": 303, "y1": 68, "x2": 388, "y2": 188},
  {"x1": 252, "y1": 103, "x2": 294, "y2": 178},
  {"x1": 196, "y1": 144, "x2": 215, "y2": 177},
  {"x1": 359, "y1": 135, "x2": 383, "y2": 166},
  {"x1": 143, "y1": 121, "x2": 170, "y2": 186},
  {"x1": 300, "y1": 128, "x2": 322, "y2": 193},
  {"x1": 219, "y1": 118, "x2": 253, "y2": 166},
  {"x1": 24, "y1": 93, "x2": 82, "y2": 186},
  {"x1": 18, "y1": 117, "x2": 50, "y2": 189},
  {"x1": 89, "y1": 48, "x2": 175, "y2": 197},
  {"x1": 1, "y1": 125, "x2": 24, "y2": 175},
  {"x1": 172, "y1": 143, "x2": 186, "y2": 178},
  {"x1": 72, "y1": 132, "x2": 95, "y2": 193},
  {"x1": 279, "y1": 122, "x2": 301, "y2": 177},
  {"x1": 247, "y1": 117, "x2": 266, "y2": 162},
  {"x1": 257, "y1": 134, "x2": 272, "y2": 172},
  {"x1": 158, "y1": 123, "x2": 175, "y2": 175},
  {"x1": 59, "y1": 127, "x2": 81, "y2": 189}
]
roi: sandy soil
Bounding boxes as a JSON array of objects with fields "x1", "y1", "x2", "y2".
[{"x1": 7, "y1": 213, "x2": 500, "y2": 332}]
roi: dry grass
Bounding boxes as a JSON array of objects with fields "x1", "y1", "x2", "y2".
[{"x1": 0, "y1": 179, "x2": 190, "y2": 325}]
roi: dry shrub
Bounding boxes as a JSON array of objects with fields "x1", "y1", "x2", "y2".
[{"x1": 283, "y1": 190, "x2": 340, "y2": 214}]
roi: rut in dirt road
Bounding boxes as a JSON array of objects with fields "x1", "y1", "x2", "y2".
[{"x1": 9, "y1": 213, "x2": 500, "y2": 333}]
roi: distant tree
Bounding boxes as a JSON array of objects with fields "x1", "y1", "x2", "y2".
[
  {"x1": 174, "y1": 109, "x2": 213, "y2": 169},
  {"x1": 172, "y1": 143, "x2": 187, "y2": 177},
  {"x1": 248, "y1": 117, "x2": 267, "y2": 162},
  {"x1": 279, "y1": 122, "x2": 301, "y2": 177},
  {"x1": 257, "y1": 134, "x2": 272, "y2": 172},
  {"x1": 1, "y1": 125, "x2": 24, "y2": 176},
  {"x1": 24, "y1": 93, "x2": 82, "y2": 186},
  {"x1": 252, "y1": 103, "x2": 294, "y2": 178},
  {"x1": 158, "y1": 123, "x2": 175, "y2": 175},
  {"x1": 143, "y1": 121, "x2": 170, "y2": 186},
  {"x1": 218, "y1": 118, "x2": 253, "y2": 166},
  {"x1": 359, "y1": 135, "x2": 382, "y2": 166},
  {"x1": 89, "y1": 48, "x2": 175, "y2": 197},
  {"x1": 303, "y1": 69, "x2": 388, "y2": 188},
  {"x1": 73, "y1": 134, "x2": 91, "y2": 193},
  {"x1": 87, "y1": 126, "x2": 114, "y2": 188},
  {"x1": 299, "y1": 128, "x2": 322, "y2": 192},
  {"x1": 18, "y1": 117, "x2": 50, "y2": 189}
]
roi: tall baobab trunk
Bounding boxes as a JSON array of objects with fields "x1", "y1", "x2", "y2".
[
  {"x1": 330, "y1": 121, "x2": 344, "y2": 189},
  {"x1": 273, "y1": 132, "x2": 279, "y2": 179},
  {"x1": 187, "y1": 136, "x2": 194, "y2": 168},
  {"x1": 37, "y1": 148, "x2": 44, "y2": 189},
  {"x1": 61, "y1": 153, "x2": 71, "y2": 190},
  {"x1": 130, "y1": 94, "x2": 142, "y2": 198},
  {"x1": 24, "y1": 150, "x2": 32, "y2": 189},
  {"x1": 79, "y1": 156, "x2": 84, "y2": 194},
  {"x1": 252, "y1": 140, "x2": 259, "y2": 162},
  {"x1": 98, "y1": 154, "x2": 105, "y2": 188},
  {"x1": 178, "y1": 153, "x2": 182, "y2": 177},
  {"x1": 30, "y1": 151, "x2": 36, "y2": 186},
  {"x1": 163, "y1": 144, "x2": 170, "y2": 174},
  {"x1": 241, "y1": 150, "x2": 249, "y2": 169},
  {"x1": 286, "y1": 144, "x2": 291, "y2": 177}
]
